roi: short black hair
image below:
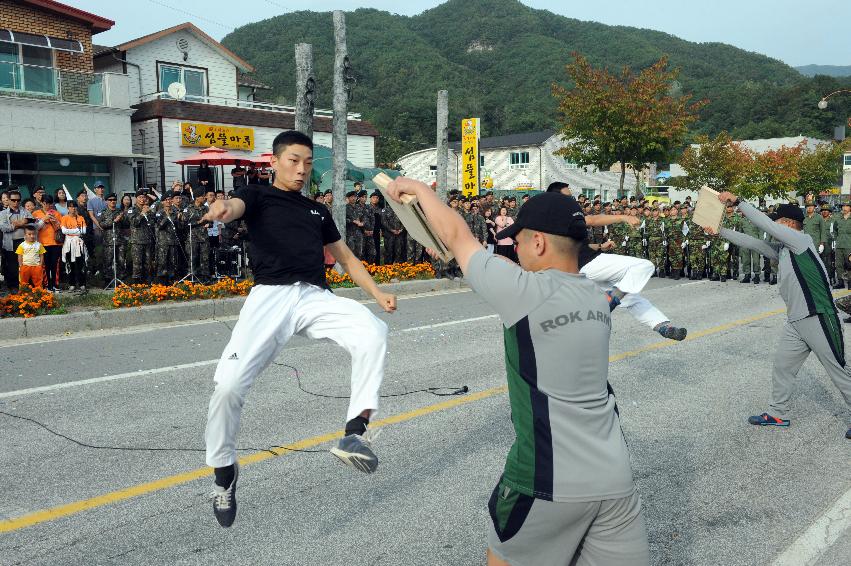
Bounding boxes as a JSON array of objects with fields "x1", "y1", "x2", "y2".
[
  {"x1": 41, "y1": 194, "x2": 54, "y2": 204},
  {"x1": 546, "y1": 182, "x2": 570, "y2": 193},
  {"x1": 24, "y1": 225, "x2": 36, "y2": 232},
  {"x1": 272, "y1": 130, "x2": 313, "y2": 157}
]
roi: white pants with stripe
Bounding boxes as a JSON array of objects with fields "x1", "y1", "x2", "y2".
[
  {"x1": 205, "y1": 283, "x2": 388, "y2": 468},
  {"x1": 580, "y1": 253, "x2": 669, "y2": 329}
]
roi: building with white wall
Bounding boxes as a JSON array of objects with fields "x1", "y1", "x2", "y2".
[
  {"x1": 397, "y1": 130, "x2": 629, "y2": 201},
  {"x1": 93, "y1": 22, "x2": 378, "y2": 191},
  {"x1": 0, "y1": 0, "x2": 139, "y2": 197}
]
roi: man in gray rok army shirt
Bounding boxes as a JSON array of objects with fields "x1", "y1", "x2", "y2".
[
  {"x1": 707, "y1": 192, "x2": 851, "y2": 440},
  {"x1": 387, "y1": 178, "x2": 648, "y2": 566}
]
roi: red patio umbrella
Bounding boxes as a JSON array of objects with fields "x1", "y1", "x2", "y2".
[
  {"x1": 249, "y1": 152, "x2": 273, "y2": 166},
  {"x1": 174, "y1": 146, "x2": 252, "y2": 191}
]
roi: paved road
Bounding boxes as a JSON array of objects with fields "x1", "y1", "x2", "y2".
[{"x1": 0, "y1": 278, "x2": 849, "y2": 566}]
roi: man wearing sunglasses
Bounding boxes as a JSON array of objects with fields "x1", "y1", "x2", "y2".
[{"x1": 0, "y1": 190, "x2": 34, "y2": 292}]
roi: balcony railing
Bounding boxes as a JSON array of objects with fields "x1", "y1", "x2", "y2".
[
  {"x1": 0, "y1": 62, "x2": 129, "y2": 108},
  {"x1": 138, "y1": 91, "x2": 362, "y2": 120}
]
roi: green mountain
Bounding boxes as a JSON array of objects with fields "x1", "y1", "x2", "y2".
[
  {"x1": 796, "y1": 64, "x2": 851, "y2": 78},
  {"x1": 221, "y1": 0, "x2": 851, "y2": 163}
]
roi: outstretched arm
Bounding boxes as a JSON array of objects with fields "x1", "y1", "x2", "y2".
[
  {"x1": 202, "y1": 198, "x2": 246, "y2": 223},
  {"x1": 717, "y1": 191, "x2": 811, "y2": 255},
  {"x1": 385, "y1": 177, "x2": 483, "y2": 273},
  {"x1": 713, "y1": 226, "x2": 779, "y2": 259},
  {"x1": 585, "y1": 214, "x2": 640, "y2": 227},
  {"x1": 326, "y1": 239, "x2": 396, "y2": 313}
]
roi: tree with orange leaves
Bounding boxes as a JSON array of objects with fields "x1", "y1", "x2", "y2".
[{"x1": 552, "y1": 54, "x2": 706, "y2": 195}]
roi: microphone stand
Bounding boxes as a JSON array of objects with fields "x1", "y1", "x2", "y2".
[
  {"x1": 104, "y1": 217, "x2": 125, "y2": 290},
  {"x1": 176, "y1": 207, "x2": 200, "y2": 284}
]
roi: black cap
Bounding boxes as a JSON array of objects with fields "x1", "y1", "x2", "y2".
[
  {"x1": 770, "y1": 203, "x2": 804, "y2": 223},
  {"x1": 163, "y1": 190, "x2": 173, "y2": 199},
  {"x1": 105, "y1": 193, "x2": 117, "y2": 201},
  {"x1": 357, "y1": 190, "x2": 367, "y2": 197},
  {"x1": 494, "y1": 193, "x2": 587, "y2": 241},
  {"x1": 345, "y1": 190, "x2": 356, "y2": 198},
  {"x1": 323, "y1": 189, "x2": 332, "y2": 195},
  {"x1": 370, "y1": 191, "x2": 381, "y2": 198}
]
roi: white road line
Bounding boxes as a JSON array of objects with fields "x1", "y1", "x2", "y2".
[
  {"x1": 0, "y1": 314, "x2": 498, "y2": 399},
  {"x1": 0, "y1": 360, "x2": 218, "y2": 399},
  {"x1": 772, "y1": 487, "x2": 851, "y2": 566},
  {"x1": 400, "y1": 314, "x2": 498, "y2": 332}
]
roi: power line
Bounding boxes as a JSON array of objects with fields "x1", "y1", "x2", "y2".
[
  {"x1": 262, "y1": 0, "x2": 289, "y2": 10},
  {"x1": 144, "y1": 0, "x2": 235, "y2": 32}
]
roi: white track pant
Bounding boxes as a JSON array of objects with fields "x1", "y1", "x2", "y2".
[
  {"x1": 580, "y1": 253, "x2": 669, "y2": 329},
  {"x1": 205, "y1": 283, "x2": 388, "y2": 468}
]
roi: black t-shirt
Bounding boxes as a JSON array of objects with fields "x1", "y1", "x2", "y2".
[{"x1": 233, "y1": 184, "x2": 341, "y2": 287}]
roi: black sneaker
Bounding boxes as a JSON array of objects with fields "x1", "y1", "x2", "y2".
[
  {"x1": 753, "y1": 275, "x2": 760, "y2": 284},
  {"x1": 211, "y1": 463, "x2": 239, "y2": 527},
  {"x1": 748, "y1": 413, "x2": 790, "y2": 427},
  {"x1": 331, "y1": 433, "x2": 378, "y2": 474},
  {"x1": 657, "y1": 324, "x2": 687, "y2": 341}
]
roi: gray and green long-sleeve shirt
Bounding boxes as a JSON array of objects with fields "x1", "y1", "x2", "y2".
[{"x1": 720, "y1": 203, "x2": 836, "y2": 323}]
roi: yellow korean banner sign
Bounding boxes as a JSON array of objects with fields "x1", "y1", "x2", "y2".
[
  {"x1": 180, "y1": 122, "x2": 254, "y2": 151},
  {"x1": 461, "y1": 118, "x2": 480, "y2": 197}
]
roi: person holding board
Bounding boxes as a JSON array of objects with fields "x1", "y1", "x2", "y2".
[
  {"x1": 386, "y1": 177, "x2": 649, "y2": 566},
  {"x1": 202, "y1": 130, "x2": 397, "y2": 528},
  {"x1": 704, "y1": 191, "x2": 851, "y2": 440}
]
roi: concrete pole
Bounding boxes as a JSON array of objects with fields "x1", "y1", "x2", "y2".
[
  {"x1": 331, "y1": 11, "x2": 348, "y2": 239},
  {"x1": 295, "y1": 43, "x2": 315, "y2": 197},
  {"x1": 294, "y1": 43, "x2": 314, "y2": 140},
  {"x1": 436, "y1": 89, "x2": 449, "y2": 201}
]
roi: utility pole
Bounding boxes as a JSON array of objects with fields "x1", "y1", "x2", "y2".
[
  {"x1": 331, "y1": 10, "x2": 348, "y2": 238},
  {"x1": 436, "y1": 89, "x2": 449, "y2": 201},
  {"x1": 295, "y1": 43, "x2": 315, "y2": 196},
  {"x1": 294, "y1": 43, "x2": 314, "y2": 140}
]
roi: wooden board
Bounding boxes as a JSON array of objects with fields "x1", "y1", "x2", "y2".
[
  {"x1": 372, "y1": 173, "x2": 454, "y2": 262},
  {"x1": 692, "y1": 186, "x2": 725, "y2": 231}
]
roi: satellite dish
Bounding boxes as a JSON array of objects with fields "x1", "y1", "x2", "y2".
[{"x1": 167, "y1": 82, "x2": 187, "y2": 100}]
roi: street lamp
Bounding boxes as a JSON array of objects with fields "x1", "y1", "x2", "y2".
[{"x1": 817, "y1": 89, "x2": 851, "y2": 110}]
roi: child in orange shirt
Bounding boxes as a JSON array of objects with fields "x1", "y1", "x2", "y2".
[{"x1": 16, "y1": 225, "x2": 46, "y2": 289}]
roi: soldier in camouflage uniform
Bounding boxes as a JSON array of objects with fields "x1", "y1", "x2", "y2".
[
  {"x1": 184, "y1": 192, "x2": 211, "y2": 282},
  {"x1": 154, "y1": 192, "x2": 181, "y2": 284},
  {"x1": 98, "y1": 193, "x2": 129, "y2": 283},
  {"x1": 382, "y1": 204, "x2": 405, "y2": 264},
  {"x1": 738, "y1": 209, "x2": 762, "y2": 283},
  {"x1": 344, "y1": 191, "x2": 363, "y2": 259},
  {"x1": 359, "y1": 190, "x2": 377, "y2": 264},
  {"x1": 667, "y1": 206, "x2": 685, "y2": 280},
  {"x1": 646, "y1": 208, "x2": 665, "y2": 276},
  {"x1": 821, "y1": 204, "x2": 836, "y2": 284},
  {"x1": 462, "y1": 201, "x2": 487, "y2": 245},
  {"x1": 679, "y1": 206, "x2": 692, "y2": 277},
  {"x1": 127, "y1": 191, "x2": 155, "y2": 284},
  {"x1": 687, "y1": 214, "x2": 709, "y2": 279}
]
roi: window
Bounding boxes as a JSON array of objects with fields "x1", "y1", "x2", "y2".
[
  {"x1": 582, "y1": 188, "x2": 595, "y2": 199},
  {"x1": 563, "y1": 158, "x2": 580, "y2": 170},
  {"x1": 158, "y1": 63, "x2": 207, "y2": 100},
  {"x1": 429, "y1": 165, "x2": 437, "y2": 177},
  {"x1": 0, "y1": 41, "x2": 55, "y2": 94},
  {"x1": 479, "y1": 155, "x2": 485, "y2": 166},
  {"x1": 844, "y1": 153, "x2": 851, "y2": 168},
  {"x1": 509, "y1": 151, "x2": 530, "y2": 169}
]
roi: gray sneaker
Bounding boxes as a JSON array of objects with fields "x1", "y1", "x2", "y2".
[
  {"x1": 211, "y1": 462, "x2": 239, "y2": 527},
  {"x1": 330, "y1": 433, "x2": 378, "y2": 474}
]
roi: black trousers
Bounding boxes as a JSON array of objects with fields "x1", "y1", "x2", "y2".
[
  {"x1": 2, "y1": 238, "x2": 24, "y2": 290},
  {"x1": 44, "y1": 245, "x2": 62, "y2": 289},
  {"x1": 208, "y1": 236, "x2": 219, "y2": 276},
  {"x1": 64, "y1": 256, "x2": 86, "y2": 287}
]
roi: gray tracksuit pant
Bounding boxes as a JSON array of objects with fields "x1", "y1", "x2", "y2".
[{"x1": 770, "y1": 314, "x2": 851, "y2": 421}]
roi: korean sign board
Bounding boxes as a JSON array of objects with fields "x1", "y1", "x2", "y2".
[
  {"x1": 461, "y1": 118, "x2": 480, "y2": 197},
  {"x1": 180, "y1": 123, "x2": 254, "y2": 151}
]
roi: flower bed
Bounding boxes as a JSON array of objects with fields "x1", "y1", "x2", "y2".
[
  {"x1": 325, "y1": 261, "x2": 435, "y2": 288},
  {"x1": 0, "y1": 286, "x2": 58, "y2": 318},
  {"x1": 112, "y1": 278, "x2": 253, "y2": 308}
]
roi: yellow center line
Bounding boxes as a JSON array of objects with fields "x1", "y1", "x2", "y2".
[{"x1": 0, "y1": 303, "x2": 801, "y2": 533}]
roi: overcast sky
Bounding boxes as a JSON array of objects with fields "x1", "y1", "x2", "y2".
[{"x1": 70, "y1": 0, "x2": 849, "y2": 67}]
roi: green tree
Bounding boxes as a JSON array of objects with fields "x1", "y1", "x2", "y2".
[
  {"x1": 797, "y1": 139, "x2": 851, "y2": 197},
  {"x1": 670, "y1": 132, "x2": 745, "y2": 192},
  {"x1": 552, "y1": 54, "x2": 706, "y2": 193}
]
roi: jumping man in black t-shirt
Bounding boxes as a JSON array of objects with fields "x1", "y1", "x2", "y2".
[{"x1": 202, "y1": 130, "x2": 397, "y2": 528}]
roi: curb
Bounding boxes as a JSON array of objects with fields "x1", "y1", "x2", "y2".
[{"x1": 0, "y1": 278, "x2": 468, "y2": 340}]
